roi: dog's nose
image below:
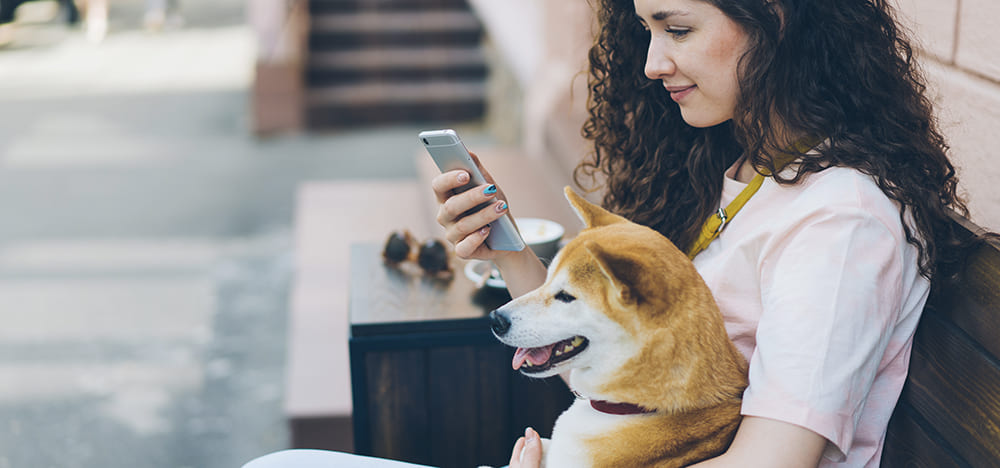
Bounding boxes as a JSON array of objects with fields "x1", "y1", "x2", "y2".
[{"x1": 490, "y1": 310, "x2": 511, "y2": 337}]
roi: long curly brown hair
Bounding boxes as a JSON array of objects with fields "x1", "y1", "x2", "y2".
[{"x1": 577, "y1": 0, "x2": 975, "y2": 280}]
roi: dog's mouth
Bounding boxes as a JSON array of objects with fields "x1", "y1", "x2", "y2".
[{"x1": 512, "y1": 336, "x2": 589, "y2": 374}]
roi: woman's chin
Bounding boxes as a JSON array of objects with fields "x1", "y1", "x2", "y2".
[{"x1": 679, "y1": 109, "x2": 733, "y2": 129}]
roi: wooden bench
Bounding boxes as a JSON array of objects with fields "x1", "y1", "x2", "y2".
[
  {"x1": 285, "y1": 181, "x2": 433, "y2": 451},
  {"x1": 882, "y1": 214, "x2": 1000, "y2": 467}
]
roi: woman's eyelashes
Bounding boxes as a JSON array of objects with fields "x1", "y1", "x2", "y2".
[
  {"x1": 665, "y1": 28, "x2": 690, "y2": 38},
  {"x1": 637, "y1": 22, "x2": 691, "y2": 39}
]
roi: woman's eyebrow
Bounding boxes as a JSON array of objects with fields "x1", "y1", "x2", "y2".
[{"x1": 651, "y1": 10, "x2": 690, "y2": 21}]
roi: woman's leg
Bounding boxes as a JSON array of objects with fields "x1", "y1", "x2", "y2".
[
  {"x1": 242, "y1": 450, "x2": 436, "y2": 468},
  {"x1": 84, "y1": 0, "x2": 108, "y2": 42}
]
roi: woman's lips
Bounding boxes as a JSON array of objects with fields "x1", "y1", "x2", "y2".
[{"x1": 666, "y1": 85, "x2": 696, "y2": 102}]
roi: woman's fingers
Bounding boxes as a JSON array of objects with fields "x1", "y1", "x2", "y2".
[
  {"x1": 453, "y1": 225, "x2": 491, "y2": 259},
  {"x1": 509, "y1": 428, "x2": 542, "y2": 468},
  {"x1": 430, "y1": 154, "x2": 514, "y2": 261},
  {"x1": 430, "y1": 170, "x2": 471, "y2": 204},
  {"x1": 445, "y1": 199, "x2": 508, "y2": 249},
  {"x1": 437, "y1": 179, "x2": 504, "y2": 225},
  {"x1": 508, "y1": 436, "x2": 526, "y2": 467},
  {"x1": 436, "y1": 181, "x2": 496, "y2": 224},
  {"x1": 468, "y1": 152, "x2": 497, "y2": 185},
  {"x1": 520, "y1": 428, "x2": 543, "y2": 467}
]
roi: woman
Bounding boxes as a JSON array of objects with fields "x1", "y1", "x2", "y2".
[
  {"x1": 435, "y1": 0, "x2": 979, "y2": 466},
  {"x1": 243, "y1": 0, "x2": 981, "y2": 466}
]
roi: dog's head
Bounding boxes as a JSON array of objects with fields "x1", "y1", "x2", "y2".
[{"x1": 491, "y1": 188, "x2": 741, "y2": 407}]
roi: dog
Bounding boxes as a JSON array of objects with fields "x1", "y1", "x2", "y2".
[{"x1": 489, "y1": 187, "x2": 749, "y2": 468}]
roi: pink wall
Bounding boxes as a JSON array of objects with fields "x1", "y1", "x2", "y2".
[{"x1": 897, "y1": 0, "x2": 1000, "y2": 231}]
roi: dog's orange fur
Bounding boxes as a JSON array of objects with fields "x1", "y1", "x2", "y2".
[{"x1": 561, "y1": 187, "x2": 748, "y2": 467}]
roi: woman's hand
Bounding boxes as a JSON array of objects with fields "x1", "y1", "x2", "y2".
[
  {"x1": 508, "y1": 427, "x2": 543, "y2": 468},
  {"x1": 430, "y1": 152, "x2": 512, "y2": 261}
]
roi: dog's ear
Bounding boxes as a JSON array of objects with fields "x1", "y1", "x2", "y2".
[
  {"x1": 584, "y1": 241, "x2": 641, "y2": 305},
  {"x1": 564, "y1": 186, "x2": 629, "y2": 229}
]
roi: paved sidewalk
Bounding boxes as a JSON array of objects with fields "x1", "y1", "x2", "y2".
[{"x1": 0, "y1": 2, "x2": 485, "y2": 467}]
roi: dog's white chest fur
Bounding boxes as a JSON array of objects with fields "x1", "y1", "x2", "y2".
[{"x1": 543, "y1": 398, "x2": 644, "y2": 468}]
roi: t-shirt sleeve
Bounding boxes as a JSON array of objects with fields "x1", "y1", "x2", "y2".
[{"x1": 740, "y1": 205, "x2": 905, "y2": 462}]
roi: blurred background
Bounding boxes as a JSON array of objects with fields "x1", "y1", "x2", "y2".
[
  {"x1": 0, "y1": 0, "x2": 516, "y2": 466},
  {"x1": 0, "y1": 0, "x2": 589, "y2": 466},
  {"x1": 0, "y1": 0, "x2": 997, "y2": 467}
]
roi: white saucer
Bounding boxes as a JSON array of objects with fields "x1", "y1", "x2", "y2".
[{"x1": 464, "y1": 260, "x2": 507, "y2": 289}]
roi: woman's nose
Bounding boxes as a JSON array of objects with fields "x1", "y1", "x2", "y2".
[{"x1": 644, "y1": 38, "x2": 676, "y2": 80}]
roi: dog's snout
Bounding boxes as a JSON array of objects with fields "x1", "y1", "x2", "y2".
[{"x1": 490, "y1": 310, "x2": 511, "y2": 337}]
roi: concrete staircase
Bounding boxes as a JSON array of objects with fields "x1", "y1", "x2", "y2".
[{"x1": 305, "y1": 0, "x2": 489, "y2": 128}]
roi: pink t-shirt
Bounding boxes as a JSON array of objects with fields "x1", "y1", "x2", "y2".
[{"x1": 691, "y1": 161, "x2": 929, "y2": 466}]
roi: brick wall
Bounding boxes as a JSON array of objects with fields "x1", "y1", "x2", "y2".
[{"x1": 896, "y1": 0, "x2": 1000, "y2": 231}]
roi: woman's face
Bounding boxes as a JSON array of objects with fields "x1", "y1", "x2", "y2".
[{"x1": 635, "y1": 0, "x2": 749, "y2": 128}]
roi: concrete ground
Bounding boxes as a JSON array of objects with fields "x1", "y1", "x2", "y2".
[{"x1": 0, "y1": 1, "x2": 492, "y2": 467}]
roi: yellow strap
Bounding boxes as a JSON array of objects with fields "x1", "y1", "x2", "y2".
[
  {"x1": 686, "y1": 171, "x2": 767, "y2": 259},
  {"x1": 686, "y1": 139, "x2": 819, "y2": 259}
]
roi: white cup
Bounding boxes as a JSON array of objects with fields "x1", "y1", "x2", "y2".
[{"x1": 516, "y1": 218, "x2": 565, "y2": 263}]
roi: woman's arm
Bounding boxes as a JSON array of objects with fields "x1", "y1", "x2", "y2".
[
  {"x1": 692, "y1": 416, "x2": 827, "y2": 467},
  {"x1": 493, "y1": 246, "x2": 547, "y2": 297}
]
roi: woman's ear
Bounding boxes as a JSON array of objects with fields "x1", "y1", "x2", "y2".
[{"x1": 768, "y1": 0, "x2": 786, "y2": 36}]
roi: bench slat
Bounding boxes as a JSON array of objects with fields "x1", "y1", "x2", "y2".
[
  {"x1": 883, "y1": 402, "x2": 970, "y2": 467},
  {"x1": 898, "y1": 310, "x2": 1000, "y2": 466},
  {"x1": 926, "y1": 238, "x2": 1000, "y2": 361}
]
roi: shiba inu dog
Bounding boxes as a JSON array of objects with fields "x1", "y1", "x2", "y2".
[{"x1": 489, "y1": 187, "x2": 748, "y2": 468}]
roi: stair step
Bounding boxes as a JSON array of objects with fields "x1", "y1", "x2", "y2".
[
  {"x1": 309, "y1": 30, "x2": 483, "y2": 50},
  {"x1": 306, "y1": 47, "x2": 487, "y2": 86},
  {"x1": 306, "y1": 81, "x2": 486, "y2": 127},
  {"x1": 309, "y1": 47, "x2": 484, "y2": 70},
  {"x1": 309, "y1": 10, "x2": 482, "y2": 51},
  {"x1": 310, "y1": 10, "x2": 480, "y2": 34},
  {"x1": 306, "y1": 101, "x2": 485, "y2": 128},
  {"x1": 309, "y1": 0, "x2": 473, "y2": 15},
  {"x1": 308, "y1": 81, "x2": 486, "y2": 106},
  {"x1": 306, "y1": 67, "x2": 488, "y2": 87}
]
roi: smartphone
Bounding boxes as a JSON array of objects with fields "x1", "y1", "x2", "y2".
[{"x1": 419, "y1": 129, "x2": 526, "y2": 252}]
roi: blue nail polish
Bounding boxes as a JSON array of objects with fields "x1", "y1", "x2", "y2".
[{"x1": 484, "y1": 185, "x2": 497, "y2": 195}]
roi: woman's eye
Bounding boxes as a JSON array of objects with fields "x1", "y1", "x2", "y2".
[
  {"x1": 554, "y1": 291, "x2": 576, "y2": 303},
  {"x1": 666, "y1": 28, "x2": 690, "y2": 38}
]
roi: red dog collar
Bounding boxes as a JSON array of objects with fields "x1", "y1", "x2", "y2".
[{"x1": 590, "y1": 399, "x2": 656, "y2": 415}]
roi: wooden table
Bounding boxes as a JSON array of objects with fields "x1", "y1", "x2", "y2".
[{"x1": 348, "y1": 243, "x2": 574, "y2": 468}]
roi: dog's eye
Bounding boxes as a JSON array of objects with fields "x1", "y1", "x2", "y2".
[{"x1": 554, "y1": 291, "x2": 576, "y2": 303}]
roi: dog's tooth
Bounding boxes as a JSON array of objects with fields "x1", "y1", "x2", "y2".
[
  {"x1": 563, "y1": 345, "x2": 574, "y2": 353},
  {"x1": 572, "y1": 337, "x2": 584, "y2": 347}
]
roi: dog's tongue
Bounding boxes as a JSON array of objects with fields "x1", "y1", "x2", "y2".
[{"x1": 512, "y1": 345, "x2": 554, "y2": 370}]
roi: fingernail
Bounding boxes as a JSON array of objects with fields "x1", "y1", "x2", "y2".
[
  {"x1": 525, "y1": 427, "x2": 537, "y2": 443},
  {"x1": 495, "y1": 201, "x2": 507, "y2": 213},
  {"x1": 457, "y1": 172, "x2": 470, "y2": 183},
  {"x1": 480, "y1": 225, "x2": 491, "y2": 236},
  {"x1": 483, "y1": 184, "x2": 497, "y2": 195}
]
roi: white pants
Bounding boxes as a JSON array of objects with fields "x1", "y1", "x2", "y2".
[{"x1": 242, "y1": 450, "x2": 436, "y2": 468}]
